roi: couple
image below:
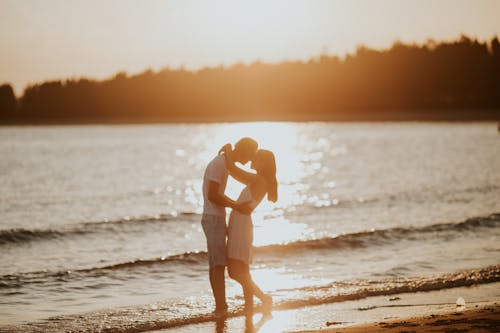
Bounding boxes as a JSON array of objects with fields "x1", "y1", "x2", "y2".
[{"x1": 201, "y1": 137, "x2": 277, "y2": 314}]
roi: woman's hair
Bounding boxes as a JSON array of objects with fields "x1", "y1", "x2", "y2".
[{"x1": 256, "y1": 150, "x2": 278, "y2": 202}]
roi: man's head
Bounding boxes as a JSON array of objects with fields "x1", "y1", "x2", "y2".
[{"x1": 232, "y1": 137, "x2": 258, "y2": 164}]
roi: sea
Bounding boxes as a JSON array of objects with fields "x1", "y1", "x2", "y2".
[{"x1": 0, "y1": 122, "x2": 499, "y2": 331}]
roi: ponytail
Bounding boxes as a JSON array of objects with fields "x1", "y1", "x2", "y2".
[
  {"x1": 257, "y1": 149, "x2": 278, "y2": 203},
  {"x1": 267, "y1": 176, "x2": 278, "y2": 202}
]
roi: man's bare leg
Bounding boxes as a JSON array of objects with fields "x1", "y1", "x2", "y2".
[{"x1": 209, "y1": 266, "x2": 227, "y2": 311}]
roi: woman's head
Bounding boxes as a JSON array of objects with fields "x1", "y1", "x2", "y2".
[{"x1": 251, "y1": 149, "x2": 278, "y2": 202}]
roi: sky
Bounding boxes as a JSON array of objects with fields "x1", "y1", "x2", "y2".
[{"x1": 1, "y1": 0, "x2": 500, "y2": 95}]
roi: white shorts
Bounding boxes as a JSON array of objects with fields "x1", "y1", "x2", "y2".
[{"x1": 201, "y1": 214, "x2": 227, "y2": 268}]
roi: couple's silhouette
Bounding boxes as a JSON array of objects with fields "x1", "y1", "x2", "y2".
[{"x1": 201, "y1": 137, "x2": 277, "y2": 315}]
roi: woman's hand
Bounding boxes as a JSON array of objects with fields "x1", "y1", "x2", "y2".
[
  {"x1": 218, "y1": 143, "x2": 232, "y2": 155},
  {"x1": 233, "y1": 202, "x2": 253, "y2": 215},
  {"x1": 219, "y1": 143, "x2": 235, "y2": 169}
]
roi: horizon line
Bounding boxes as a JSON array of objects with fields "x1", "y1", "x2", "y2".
[{"x1": 4, "y1": 33, "x2": 499, "y2": 97}]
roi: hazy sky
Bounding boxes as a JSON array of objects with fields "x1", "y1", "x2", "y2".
[{"x1": 1, "y1": 0, "x2": 500, "y2": 94}]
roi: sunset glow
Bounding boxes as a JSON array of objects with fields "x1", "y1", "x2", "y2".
[{"x1": 1, "y1": 0, "x2": 500, "y2": 94}]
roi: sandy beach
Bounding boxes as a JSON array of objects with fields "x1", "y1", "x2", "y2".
[{"x1": 298, "y1": 305, "x2": 500, "y2": 333}]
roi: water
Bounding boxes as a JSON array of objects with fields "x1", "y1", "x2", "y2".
[{"x1": 0, "y1": 122, "x2": 499, "y2": 329}]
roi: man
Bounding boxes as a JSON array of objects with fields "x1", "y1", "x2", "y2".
[{"x1": 201, "y1": 137, "x2": 258, "y2": 313}]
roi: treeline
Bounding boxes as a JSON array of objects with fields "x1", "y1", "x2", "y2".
[{"x1": 1, "y1": 35, "x2": 499, "y2": 123}]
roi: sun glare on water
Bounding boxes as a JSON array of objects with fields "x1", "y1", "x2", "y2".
[{"x1": 198, "y1": 122, "x2": 312, "y2": 245}]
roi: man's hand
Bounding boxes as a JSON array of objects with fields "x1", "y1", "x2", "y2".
[{"x1": 233, "y1": 202, "x2": 253, "y2": 215}]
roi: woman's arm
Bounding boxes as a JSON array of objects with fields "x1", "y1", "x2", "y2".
[
  {"x1": 249, "y1": 176, "x2": 267, "y2": 203},
  {"x1": 234, "y1": 180, "x2": 266, "y2": 216},
  {"x1": 220, "y1": 144, "x2": 257, "y2": 185}
]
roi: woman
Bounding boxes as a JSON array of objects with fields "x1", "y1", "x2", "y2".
[{"x1": 221, "y1": 146, "x2": 277, "y2": 312}]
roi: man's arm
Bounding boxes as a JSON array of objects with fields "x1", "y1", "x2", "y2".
[
  {"x1": 207, "y1": 180, "x2": 237, "y2": 209},
  {"x1": 227, "y1": 163, "x2": 257, "y2": 186},
  {"x1": 207, "y1": 180, "x2": 253, "y2": 214}
]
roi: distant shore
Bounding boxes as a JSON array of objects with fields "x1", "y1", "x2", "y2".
[
  {"x1": 2, "y1": 36, "x2": 499, "y2": 126},
  {"x1": 0, "y1": 108, "x2": 498, "y2": 126}
]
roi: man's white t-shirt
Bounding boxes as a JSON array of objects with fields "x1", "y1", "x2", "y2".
[{"x1": 202, "y1": 155, "x2": 228, "y2": 217}]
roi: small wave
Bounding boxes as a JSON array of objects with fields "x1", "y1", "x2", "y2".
[
  {"x1": 257, "y1": 212, "x2": 500, "y2": 254},
  {"x1": 273, "y1": 264, "x2": 500, "y2": 310},
  {"x1": 3, "y1": 265, "x2": 499, "y2": 333},
  {"x1": 0, "y1": 212, "x2": 200, "y2": 246},
  {"x1": 0, "y1": 251, "x2": 208, "y2": 290},
  {"x1": 81, "y1": 212, "x2": 199, "y2": 228},
  {"x1": 98, "y1": 251, "x2": 207, "y2": 270},
  {"x1": 0, "y1": 228, "x2": 82, "y2": 245}
]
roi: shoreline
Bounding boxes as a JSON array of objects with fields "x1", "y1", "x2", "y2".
[
  {"x1": 3, "y1": 280, "x2": 499, "y2": 332},
  {"x1": 0, "y1": 118, "x2": 498, "y2": 128},
  {"x1": 0, "y1": 109, "x2": 499, "y2": 126}
]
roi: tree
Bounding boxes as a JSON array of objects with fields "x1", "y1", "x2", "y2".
[
  {"x1": 491, "y1": 37, "x2": 500, "y2": 58},
  {"x1": 0, "y1": 84, "x2": 17, "y2": 118}
]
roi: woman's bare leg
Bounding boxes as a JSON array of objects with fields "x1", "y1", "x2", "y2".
[
  {"x1": 252, "y1": 280, "x2": 272, "y2": 313},
  {"x1": 228, "y1": 259, "x2": 272, "y2": 311},
  {"x1": 228, "y1": 259, "x2": 254, "y2": 308}
]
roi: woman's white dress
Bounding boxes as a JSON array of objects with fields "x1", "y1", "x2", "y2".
[{"x1": 227, "y1": 186, "x2": 260, "y2": 264}]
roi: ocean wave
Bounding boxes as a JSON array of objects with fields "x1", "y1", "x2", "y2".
[
  {"x1": 274, "y1": 264, "x2": 500, "y2": 308},
  {"x1": 0, "y1": 212, "x2": 200, "y2": 246},
  {"x1": 257, "y1": 212, "x2": 500, "y2": 254},
  {"x1": 0, "y1": 228, "x2": 67, "y2": 245},
  {"x1": 0, "y1": 251, "x2": 208, "y2": 290},
  {"x1": 3, "y1": 265, "x2": 499, "y2": 333},
  {"x1": 1, "y1": 213, "x2": 498, "y2": 289}
]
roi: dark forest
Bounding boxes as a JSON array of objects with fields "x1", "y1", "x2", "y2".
[{"x1": 1, "y1": 35, "x2": 499, "y2": 124}]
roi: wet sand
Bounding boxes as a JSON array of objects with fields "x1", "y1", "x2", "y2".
[{"x1": 298, "y1": 305, "x2": 500, "y2": 333}]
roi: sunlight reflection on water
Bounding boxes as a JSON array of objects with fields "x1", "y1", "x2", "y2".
[
  {"x1": 195, "y1": 122, "x2": 315, "y2": 245},
  {"x1": 252, "y1": 215, "x2": 310, "y2": 247},
  {"x1": 252, "y1": 311, "x2": 295, "y2": 333}
]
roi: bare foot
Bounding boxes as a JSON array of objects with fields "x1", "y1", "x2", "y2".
[{"x1": 262, "y1": 294, "x2": 273, "y2": 313}]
